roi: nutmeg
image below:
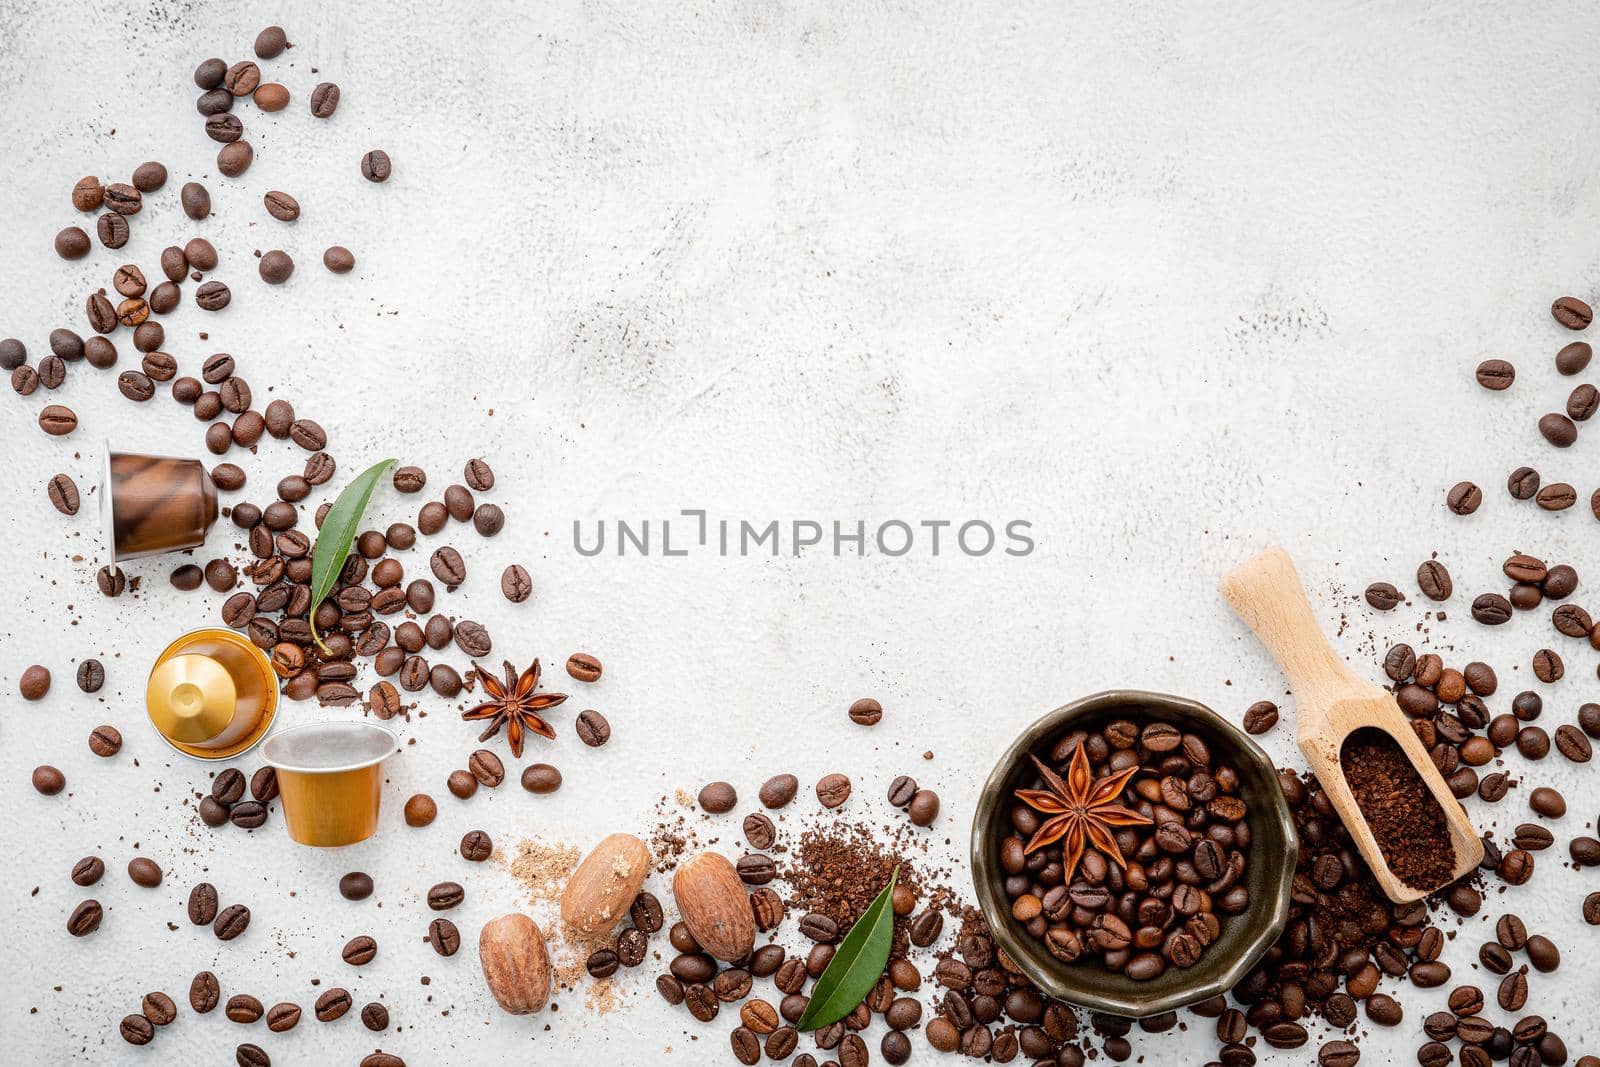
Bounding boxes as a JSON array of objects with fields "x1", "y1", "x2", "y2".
[
  {"x1": 478, "y1": 913, "x2": 552, "y2": 1015},
  {"x1": 671, "y1": 851, "x2": 756, "y2": 962},
  {"x1": 560, "y1": 832, "x2": 651, "y2": 936}
]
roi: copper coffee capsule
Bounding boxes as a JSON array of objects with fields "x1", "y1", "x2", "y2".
[{"x1": 101, "y1": 444, "x2": 219, "y2": 565}]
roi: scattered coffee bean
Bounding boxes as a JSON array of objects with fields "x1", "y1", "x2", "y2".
[
  {"x1": 1447, "y1": 481, "x2": 1483, "y2": 515},
  {"x1": 1552, "y1": 295, "x2": 1593, "y2": 330},
  {"x1": 361, "y1": 150, "x2": 392, "y2": 182},
  {"x1": 1475, "y1": 359, "x2": 1515, "y2": 390},
  {"x1": 816, "y1": 772, "x2": 852, "y2": 808},
  {"x1": 521, "y1": 764, "x2": 561, "y2": 794}
]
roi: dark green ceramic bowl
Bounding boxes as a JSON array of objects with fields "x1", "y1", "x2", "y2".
[{"x1": 970, "y1": 690, "x2": 1297, "y2": 1018}]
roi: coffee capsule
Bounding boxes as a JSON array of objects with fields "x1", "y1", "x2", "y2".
[
  {"x1": 101, "y1": 443, "x2": 218, "y2": 566},
  {"x1": 262, "y1": 721, "x2": 399, "y2": 847},
  {"x1": 146, "y1": 628, "x2": 277, "y2": 760}
]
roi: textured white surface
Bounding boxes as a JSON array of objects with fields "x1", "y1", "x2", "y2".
[{"x1": 3, "y1": 1, "x2": 1600, "y2": 1063}]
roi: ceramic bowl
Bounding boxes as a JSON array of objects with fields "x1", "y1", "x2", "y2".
[{"x1": 970, "y1": 690, "x2": 1298, "y2": 1018}]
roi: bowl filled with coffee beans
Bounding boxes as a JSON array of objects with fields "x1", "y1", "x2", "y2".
[{"x1": 971, "y1": 690, "x2": 1298, "y2": 1017}]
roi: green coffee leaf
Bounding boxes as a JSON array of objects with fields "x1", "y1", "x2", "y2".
[
  {"x1": 796, "y1": 866, "x2": 898, "y2": 1031},
  {"x1": 308, "y1": 458, "x2": 395, "y2": 653}
]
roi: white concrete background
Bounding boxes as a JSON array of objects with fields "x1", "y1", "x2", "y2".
[{"x1": 2, "y1": 0, "x2": 1599, "y2": 1063}]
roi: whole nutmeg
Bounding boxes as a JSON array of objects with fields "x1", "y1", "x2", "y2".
[
  {"x1": 478, "y1": 913, "x2": 552, "y2": 1015},
  {"x1": 559, "y1": 833, "x2": 651, "y2": 937},
  {"x1": 671, "y1": 851, "x2": 755, "y2": 963}
]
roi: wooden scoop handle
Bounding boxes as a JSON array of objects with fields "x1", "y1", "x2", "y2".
[{"x1": 1219, "y1": 546, "x2": 1368, "y2": 724}]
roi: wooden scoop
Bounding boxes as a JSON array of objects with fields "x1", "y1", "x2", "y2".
[{"x1": 1220, "y1": 546, "x2": 1483, "y2": 903}]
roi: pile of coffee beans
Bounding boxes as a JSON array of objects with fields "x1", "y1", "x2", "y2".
[
  {"x1": 997, "y1": 719, "x2": 1252, "y2": 982},
  {"x1": 196, "y1": 764, "x2": 277, "y2": 830},
  {"x1": 1225, "y1": 768, "x2": 1464, "y2": 1064},
  {"x1": 584, "y1": 890, "x2": 663, "y2": 978}
]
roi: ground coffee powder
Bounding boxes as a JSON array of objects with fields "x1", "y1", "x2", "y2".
[{"x1": 1340, "y1": 728, "x2": 1455, "y2": 890}]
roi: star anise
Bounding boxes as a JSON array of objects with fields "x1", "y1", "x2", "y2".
[
  {"x1": 462, "y1": 659, "x2": 567, "y2": 758},
  {"x1": 1015, "y1": 743, "x2": 1152, "y2": 883}
]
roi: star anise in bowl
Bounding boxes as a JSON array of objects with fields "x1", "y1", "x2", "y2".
[{"x1": 462, "y1": 658, "x2": 568, "y2": 758}]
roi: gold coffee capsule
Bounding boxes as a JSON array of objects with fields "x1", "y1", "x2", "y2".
[
  {"x1": 102, "y1": 444, "x2": 219, "y2": 565},
  {"x1": 262, "y1": 721, "x2": 399, "y2": 847},
  {"x1": 147, "y1": 628, "x2": 277, "y2": 760}
]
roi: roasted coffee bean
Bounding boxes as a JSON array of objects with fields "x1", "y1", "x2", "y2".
[
  {"x1": 498, "y1": 563, "x2": 532, "y2": 603},
  {"x1": 428, "y1": 916, "x2": 460, "y2": 956},
  {"x1": 816, "y1": 772, "x2": 852, "y2": 808},
  {"x1": 1537, "y1": 482, "x2": 1577, "y2": 510},
  {"x1": 428, "y1": 546, "x2": 465, "y2": 587},
  {"x1": 472, "y1": 502, "x2": 504, "y2": 536},
  {"x1": 1448, "y1": 481, "x2": 1483, "y2": 514},
  {"x1": 230, "y1": 800, "x2": 267, "y2": 828},
  {"x1": 1540, "y1": 411, "x2": 1578, "y2": 447},
  {"x1": 910, "y1": 909, "x2": 944, "y2": 947},
  {"x1": 259, "y1": 250, "x2": 294, "y2": 284},
  {"x1": 1554, "y1": 337, "x2": 1595, "y2": 376},
  {"x1": 447, "y1": 769, "x2": 477, "y2": 799},
  {"x1": 1364, "y1": 581, "x2": 1402, "y2": 610},
  {"x1": 1570, "y1": 383, "x2": 1600, "y2": 421},
  {"x1": 1529, "y1": 785, "x2": 1565, "y2": 817},
  {"x1": 71, "y1": 855, "x2": 105, "y2": 887},
  {"x1": 339, "y1": 875, "x2": 373, "y2": 908},
  {"x1": 199, "y1": 796, "x2": 229, "y2": 825},
  {"x1": 908, "y1": 789, "x2": 940, "y2": 826},
  {"x1": 67, "y1": 898, "x2": 102, "y2": 935},
  {"x1": 393, "y1": 465, "x2": 426, "y2": 493},
  {"x1": 1552, "y1": 603, "x2": 1592, "y2": 636},
  {"x1": 34, "y1": 353, "x2": 69, "y2": 390},
  {"x1": 103, "y1": 182, "x2": 141, "y2": 214},
  {"x1": 250, "y1": 767, "x2": 277, "y2": 802},
  {"x1": 1241, "y1": 700, "x2": 1278, "y2": 734},
  {"x1": 1499, "y1": 968, "x2": 1529, "y2": 1011},
  {"x1": 206, "y1": 112, "x2": 244, "y2": 143},
  {"x1": 1447, "y1": 985, "x2": 1484, "y2": 1016},
  {"x1": 196, "y1": 280, "x2": 232, "y2": 310},
  {"x1": 265, "y1": 1001, "x2": 301, "y2": 1033},
  {"x1": 224, "y1": 60, "x2": 260, "y2": 94},
  {"x1": 1476, "y1": 358, "x2": 1515, "y2": 389},
  {"x1": 310, "y1": 81, "x2": 341, "y2": 117},
  {"x1": 1472, "y1": 592, "x2": 1513, "y2": 625},
  {"x1": 361, "y1": 150, "x2": 392, "y2": 182},
  {"x1": 314, "y1": 988, "x2": 352, "y2": 1021},
  {"x1": 464, "y1": 748, "x2": 504, "y2": 788},
  {"x1": 56, "y1": 224, "x2": 92, "y2": 258},
  {"x1": 214, "y1": 903, "x2": 251, "y2": 940},
  {"x1": 563, "y1": 652, "x2": 603, "y2": 683},
  {"x1": 1402, "y1": 958, "x2": 1453, "y2": 991},
  {"x1": 86, "y1": 290, "x2": 117, "y2": 333},
  {"x1": 425, "y1": 883, "x2": 464, "y2": 915},
  {"x1": 1480, "y1": 941, "x2": 1513, "y2": 974},
  {"x1": 343, "y1": 935, "x2": 378, "y2": 965},
  {"x1": 738, "y1": 853, "x2": 778, "y2": 885},
  {"x1": 1511, "y1": 823, "x2": 1554, "y2": 851},
  {"x1": 142, "y1": 990, "x2": 177, "y2": 1026},
  {"x1": 39, "y1": 404, "x2": 78, "y2": 435},
  {"x1": 759, "y1": 773, "x2": 799, "y2": 809},
  {"x1": 452, "y1": 619, "x2": 490, "y2": 657},
  {"x1": 698, "y1": 781, "x2": 737, "y2": 812},
  {"x1": 95, "y1": 211, "x2": 130, "y2": 248},
  {"x1": 71, "y1": 175, "x2": 104, "y2": 211},
  {"x1": 1554, "y1": 723, "x2": 1591, "y2": 762},
  {"x1": 1525, "y1": 933, "x2": 1560, "y2": 971},
  {"x1": 587, "y1": 948, "x2": 620, "y2": 979},
  {"x1": 1532, "y1": 648, "x2": 1564, "y2": 682},
  {"x1": 575, "y1": 709, "x2": 611, "y2": 747},
  {"x1": 521, "y1": 764, "x2": 561, "y2": 794},
  {"x1": 1553, "y1": 295, "x2": 1593, "y2": 329},
  {"x1": 1417, "y1": 559, "x2": 1452, "y2": 600},
  {"x1": 120, "y1": 1014, "x2": 154, "y2": 1045}
]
